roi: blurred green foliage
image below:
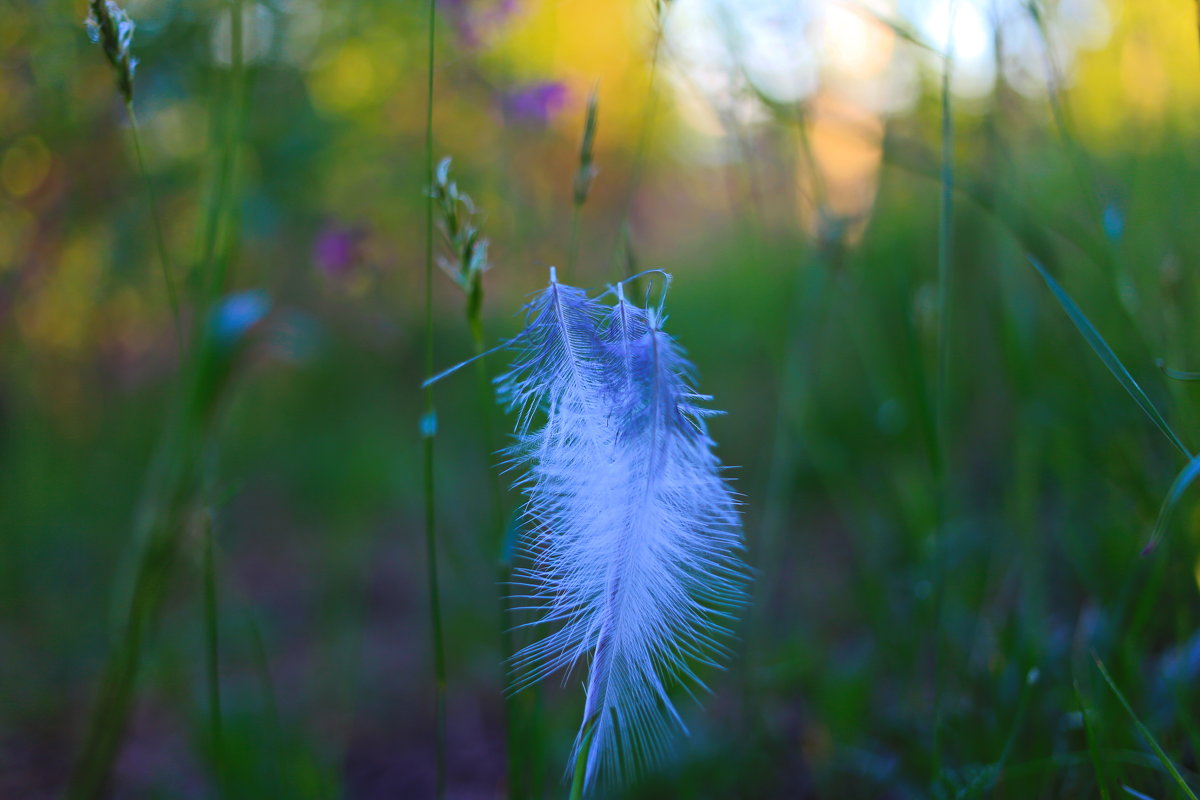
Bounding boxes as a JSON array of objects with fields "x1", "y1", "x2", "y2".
[{"x1": 2, "y1": 0, "x2": 1200, "y2": 798}]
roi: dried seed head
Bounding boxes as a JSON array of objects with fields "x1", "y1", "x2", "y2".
[
  {"x1": 573, "y1": 88, "x2": 599, "y2": 206},
  {"x1": 432, "y1": 157, "x2": 490, "y2": 300},
  {"x1": 86, "y1": 0, "x2": 138, "y2": 103}
]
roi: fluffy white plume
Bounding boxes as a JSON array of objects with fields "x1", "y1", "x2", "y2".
[{"x1": 498, "y1": 271, "x2": 747, "y2": 791}]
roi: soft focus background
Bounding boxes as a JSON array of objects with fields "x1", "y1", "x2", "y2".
[{"x1": 4, "y1": 0, "x2": 1200, "y2": 797}]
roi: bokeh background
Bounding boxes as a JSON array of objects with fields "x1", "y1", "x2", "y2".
[{"x1": 4, "y1": 0, "x2": 1200, "y2": 797}]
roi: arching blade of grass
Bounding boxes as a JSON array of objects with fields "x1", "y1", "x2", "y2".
[
  {"x1": 565, "y1": 87, "x2": 598, "y2": 281},
  {"x1": 421, "y1": 0, "x2": 447, "y2": 797},
  {"x1": 1123, "y1": 786, "x2": 1158, "y2": 800},
  {"x1": 955, "y1": 668, "x2": 1036, "y2": 798},
  {"x1": 199, "y1": 0, "x2": 246, "y2": 310},
  {"x1": 1157, "y1": 361, "x2": 1200, "y2": 382},
  {"x1": 566, "y1": 714, "x2": 598, "y2": 800},
  {"x1": 1074, "y1": 680, "x2": 1112, "y2": 800},
  {"x1": 202, "y1": 510, "x2": 225, "y2": 792},
  {"x1": 125, "y1": 102, "x2": 182, "y2": 345},
  {"x1": 1093, "y1": 654, "x2": 1199, "y2": 800},
  {"x1": 832, "y1": 0, "x2": 939, "y2": 54},
  {"x1": 1028, "y1": 257, "x2": 1191, "y2": 460},
  {"x1": 1143, "y1": 452, "x2": 1200, "y2": 554},
  {"x1": 931, "y1": 6, "x2": 957, "y2": 786}
]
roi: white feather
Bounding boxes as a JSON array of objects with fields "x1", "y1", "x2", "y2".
[{"x1": 498, "y1": 273, "x2": 747, "y2": 791}]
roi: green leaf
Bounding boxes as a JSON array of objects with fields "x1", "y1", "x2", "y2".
[
  {"x1": 1156, "y1": 359, "x2": 1200, "y2": 382},
  {"x1": 1122, "y1": 786, "x2": 1157, "y2": 800},
  {"x1": 1094, "y1": 654, "x2": 1199, "y2": 800},
  {"x1": 1144, "y1": 451, "x2": 1200, "y2": 554},
  {"x1": 1074, "y1": 680, "x2": 1112, "y2": 800},
  {"x1": 1029, "y1": 257, "x2": 1190, "y2": 460}
]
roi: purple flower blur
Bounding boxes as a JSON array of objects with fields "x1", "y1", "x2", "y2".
[
  {"x1": 501, "y1": 81, "x2": 569, "y2": 127},
  {"x1": 312, "y1": 224, "x2": 365, "y2": 279},
  {"x1": 440, "y1": 0, "x2": 519, "y2": 48}
]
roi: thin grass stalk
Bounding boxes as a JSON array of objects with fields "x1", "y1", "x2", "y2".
[
  {"x1": 1195, "y1": 0, "x2": 1200, "y2": 59},
  {"x1": 565, "y1": 209, "x2": 582, "y2": 281},
  {"x1": 612, "y1": 3, "x2": 667, "y2": 265},
  {"x1": 421, "y1": 1, "x2": 447, "y2": 798},
  {"x1": 199, "y1": 0, "x2": 244, "y2": 312},
  {"x1": 65, "y1": 406, "x2": 208, "y2": 798},
  {"x1": 124, "y1": 100, "x2": 182, "y2": 345},
  {"x1": 1025, "y1": 2, "x2": 1111, "y2": 255},
  {"x1": 930, "y1": 7, "x2": 956, "y2": 784},
  {"x1": 1074, "y1": 680, "x2": 1113, "y2": 800},
  {"x1": 464, "y1": 289, "x2": 524, "y2": 798},
  {"x1": 1093, "y1": 654, "x2": 1200, "y2": 800},
  {"x1": 202, "y1": 511, "x2": 224, "y2": 793},
  {"x1": 247, "y1": 612, "x2": 291, "y2": 794},
  {"x1": 566, "y1": 715, "x2": 598, "y2": 800},
  {"x1": 68, "y1": 2, "x2": 250, "y2": 790},
  {"x1": 747, "y1": 105, "x2": 835, "y2": 722},
  {"x1": 757, "y1": 102, "x2": 832, "y2": 563},
  {"x1": 431, "y1": 153, "x2": 520, "y2": 793},
  {"x1": 953, "y1": 668, "x2": 1034, "y2": 797},
  {"x1": 1024, "y1": 1, "x2": 1157, "y2": 350},
  {"x1": 565, "y1": 88, "x2": 598, "y2": 281}
]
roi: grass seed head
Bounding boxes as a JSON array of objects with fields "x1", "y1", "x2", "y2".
[
  {"x1": 86, "y1": 0, "x2": 138, "y2": 103},
  {"x1": 573, "y1": 89, "x2": 599, "y2": 207},
  {"x1": 432, "y1": 157, "x2": 490, "y2": 315}
]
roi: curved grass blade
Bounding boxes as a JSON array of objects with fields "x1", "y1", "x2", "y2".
[
  {"x1": 1156, "y1": 359, "x2": 1200, "y2": 382},
  {"x1": 1028, "y1": 257, "x2": 1191, "y2": 460},
  {"x1": 568, "y1": 714, "x2": 599, "y2": 800},
  {"x1": 1143, "y1": 452, "x2": 1200, "y2": 555},
  {"x1": 1122, "y1": 786, "x2": 1157, "y2": 800},
  {"x1": 1074, "y1": 679, "x2": 1112, "y2": 800},
  {"x1": 1093, "y1": 654, "x2": 1199, "y2": 800},
  {"x1": 832, "y1": 0, "x2": 940, "y2": 54}
]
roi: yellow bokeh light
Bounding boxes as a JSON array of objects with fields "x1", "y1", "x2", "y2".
[
  {"x1": 1073, "y1": 0, "x2": 1200, "y2": 140},
  {"x1": 0, "y1": 204, "x2": 34, "y2": 270},
  {"x1": 799, "y1": 92, "x2": 884, "y2": 241},
  {"x1": 309, "y1": 41, "x2": 386, "y2": 114},
  {"x1": 150, "y1": 101, "x2": 209, "y2": 162},
  {"x1": 17, "y1": 229, "x2": 108, "y2": 355},
  {"x1": 1120, "y1": 36, "x2": 1168, "y2": 118},
  {"x1": 822, "y1": 3, "x2": 896, "y2": 80},
  {"x1": 2, "y1": 136, "x2": 51, "y2": 198},
  {"x1": 483, "y1": 0, "x2": 656, "y2": 148}
]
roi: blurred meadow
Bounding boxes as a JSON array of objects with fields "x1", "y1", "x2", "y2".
[{"x1": 4, "y1": 0, "x2": 1200, "y2": 797}]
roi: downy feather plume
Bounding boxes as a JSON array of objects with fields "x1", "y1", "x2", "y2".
[{"x1": 493, "y1": 269, "x2": 747, "y2": 791}]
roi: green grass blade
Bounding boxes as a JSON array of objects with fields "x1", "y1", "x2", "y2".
[
  {"x1": 125, "y1": 102, "x2": 182, "y2": 346},
  {"x1": 1094, "y1": 655, "x2": 1199, "y2": 800},
  {"x1": 1156, "y1": 360, "x2": 1200, "y2": 382},
  {"x1": 833, "y1": 0, "x2": 940, "y2": 53},
  {"x1": 567, "y1": 715, "x2": 598, "y2": 800},
  {"x1": 1123, "y1": 786, "x2": 1157, "y2": 800},
  {"x1": 422, "y1": 1, "x2": 447, "y2": 798},
  {"x1": 1144, "y1": 452, "x2": 1200, "y2": 554},
  {"x1": 1075, "y1": 680, "x2": 1112, "y2": 800},
  {"x1": 931, "y1": 10, "x2": 956, "y2": 782},
  {"x1": 956, "y1": 668, "x2": 1037, "y2": 798},
  {"x1": 202, "y1": 511, "x2": 224, "y2": 791},
  {"x1": 1028, "y1": 257, "x2": 1191, "y2": 460}
]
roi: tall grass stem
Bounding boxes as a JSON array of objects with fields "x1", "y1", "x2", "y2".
[
  {"x1": 565, "y1": 88, "x2": 597, "y2": 280},
  {"x1": 422, "y1": 1, "x2": 447, "y2": 797},
  {"x1": 613, "y1": 6, "x2": 666, "y2": 265},
  {"x1": 199, "y1": 0, "x2": 244, "y2": 311},
  {"x1": 202, "y1": 511, "x2": 224, "y2": 793},
  {"x1": 124, "y1": 101, "x2": 182, "y2": 345},
  {"x1": 1074, "y1": 679, "x2": 1112, "y2": 800},
  {"x1": 931, "y1": 7, "x2": 957, "y2": 784},
  {"x1": 566, "y1": 715, "x2": 597, "y2": 800},
  {"x1": 1094, "y1": 654, "x2": 1199, "y2": 800}
]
